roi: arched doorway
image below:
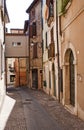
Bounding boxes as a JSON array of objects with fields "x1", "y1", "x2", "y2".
[{"x1": 64, "y1": 49, "x2": 75, "y2": 106}]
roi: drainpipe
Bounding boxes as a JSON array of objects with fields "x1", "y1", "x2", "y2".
[
  {"x1": 41, "y1": 0, "x2": 43, "y2": 89},
  {"x1": 56, "y1": 0, "x2": 61, "y2": 102}
]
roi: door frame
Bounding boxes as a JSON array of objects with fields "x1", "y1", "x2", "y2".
[
  {"x1": 62, "y1": 43, "x2": 77, "y2": 115},
  {"x1": 32, "y1": 69, "x2": 38, "y2": 89}
]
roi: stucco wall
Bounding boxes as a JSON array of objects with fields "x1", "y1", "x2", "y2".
[
  {"x1": 61, "y1": 0, "x2": 84, "y2": 120},
  {"x1": 5, "y1": 35, "x2": 29, "y2": 57}
]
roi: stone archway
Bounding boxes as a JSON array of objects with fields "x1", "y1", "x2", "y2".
[
  {"x1": 64, "y1": 49, "x2": 75, "y2": 106},
  {"x1": 62, "y1": 43, "x2": 77, "y2": 115}
]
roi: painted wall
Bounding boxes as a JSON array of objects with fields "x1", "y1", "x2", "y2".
[
  {"x1": 0, "y1": 8, "x2": 6, "y2": 111},
  {"x1": 42, "y1": 0, "x2": 58, "y2": 98},
  {"x1": 5, "y1": 34, "x2": 29, "y2": 57},
  {"x1": 60, "y1": 0, "x2": 84, "y2": 120}
]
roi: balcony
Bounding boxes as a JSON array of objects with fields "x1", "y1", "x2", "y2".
[
  {"x1": 47, "y1": 3, "x2": 54, "y2": 27},
  {"x1": 48, "y1": 42, "x2": 55, "y2": 59}
]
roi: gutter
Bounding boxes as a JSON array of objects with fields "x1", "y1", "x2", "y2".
[{"x1": 56, "y1": 0, "x2": 61, "y2": 102}]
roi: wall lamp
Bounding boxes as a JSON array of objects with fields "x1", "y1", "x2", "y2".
[{"x1": 30, "y1": 42, "x2": 42, "y2": 48}]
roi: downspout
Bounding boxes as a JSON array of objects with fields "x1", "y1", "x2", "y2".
[
  {"x1": 56, "y1": 0, "x2": 60, "y2": 102},
  {"x1": 41, "y1": 0, "x2": 43, "y2": 89}
]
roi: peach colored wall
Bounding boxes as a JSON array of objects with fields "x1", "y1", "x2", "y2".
[
  {"x1": 61, "y1": 0, "x2": 84, "y2": 119},
  {"x1": 5, "y1": 35, "x2": 29, "y2": 57}
]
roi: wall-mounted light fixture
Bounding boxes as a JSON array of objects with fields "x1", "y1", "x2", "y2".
[{"x1": 30, "y1": 41, "x2": 42, "y2": 48}]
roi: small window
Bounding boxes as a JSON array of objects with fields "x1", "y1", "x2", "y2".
[
  {"x1": 12, "y1": 42, "x2": 17, "y2": 46},
  {"x1": 33, "y1": 43, "x2": 37, "y2": 58},
  {"x1": 12, "y1": 42, "x2": 21, "y2": 46},
  {"x1": 51, "y1": 27, "x2": 54, "y2": 42},
  {"x1": 10, "y1": 75, "x2": 15, "y2": 82},
  {"x1": 33, "y1": 22, "x2": 37, "y2": 36},
  {"x1": 17, "y1": 42, "x2": 21, "y2": 45},
  {"x1": 45, "y1": 32, "x2": 48, "y2": 48}
]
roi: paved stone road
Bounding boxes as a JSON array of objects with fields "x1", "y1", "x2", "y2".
[{"x1": 5, "y1": 86, "x2": 84, "y2": 130}]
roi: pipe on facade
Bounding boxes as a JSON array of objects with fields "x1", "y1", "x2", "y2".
[{"x1": 56, "y1": 0, "x2": 61, "y2": 102}]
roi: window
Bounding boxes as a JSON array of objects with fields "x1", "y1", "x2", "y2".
[
  {"x1": 29, "y1": 25, "x2": 33, "y2": 38},
  {"x1": 10, "y1": 75, "x2": 15, "y2": 82},
  {"x1": 33, "y1": 43, "x2": 37, "y2": 58},
  {"x1": 33, "y1": 22, "x2": 37, "y2": 36},
  {"x1": 46, "y1": 0, "x2": 54, "y2": 26},
  {"x1": 51, "y1": 27, "x2": 54, "y2": 42},
  {"x1": 17, "y1": 42, "x2": 21, "y2": 45},
  {"x1": 45, "y1": 32, "x2": 48, "y2": 48},
  {"x1": 29, "y1": 22, "x2": 37, "y2": 38},
  {"x1": 48, "y1": 1, "x2": 54, "y2": 18},
  {"x1": 12, "y1": 42, "x2": 21, "y2": 46},
  {"x1": 30, "y1": 9, "x2": 35, "y2": 20}
]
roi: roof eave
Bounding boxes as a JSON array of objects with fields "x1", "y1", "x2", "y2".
[{"x1": 26, "y1": 0, "x2": 38, "y2": 13}]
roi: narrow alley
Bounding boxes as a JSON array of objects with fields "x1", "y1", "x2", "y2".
[
  {"x1": 0, "y1": 1, "x2": 84, "y2": 130},
  {"x1": 4, "y1": 86, "x2": 84, "y2": 130}
]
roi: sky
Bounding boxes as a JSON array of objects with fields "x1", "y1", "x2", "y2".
[{"x1": 6, "y1": 0, "x2": 33, "y2": 31}]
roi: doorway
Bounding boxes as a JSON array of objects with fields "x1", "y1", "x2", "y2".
[
  {"x1": 32, "y1": 69, "x2": 38, "y2": 89},
  {"x1": 64, "y1": 49, "x2": 75, "y2": 106}
]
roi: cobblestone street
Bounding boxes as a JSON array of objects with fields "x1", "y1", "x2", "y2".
[{"x1": 5, "y1": 86, "x2": 84, "y2": 130}]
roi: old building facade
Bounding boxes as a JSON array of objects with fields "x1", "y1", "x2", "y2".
[
  {"x1": 58, "y1": 0, "x2": 84, "y2": 120},
  {"x1": 42, "y1": 0, "x2": 84, "y2": 120},
  {"x1": 5, "y1": 29, "x2": 29, "y2": 87},
  {"x1": 0, "y1": 0, "x2": 10, "y2": 111},
  {"x1": 26, "y1": 0, "x2": 43, "y2": 89},
  {"x1": 42, "y1": 0, "x2": 59, "y2": 99}
]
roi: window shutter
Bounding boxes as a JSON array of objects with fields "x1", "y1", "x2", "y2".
[
  {"x1": 46, "y1": 0, "x2": 51, "y2": 7},
  {"x1": 33, "y1": 43, "x2": 37, "y2": 58},
  {"x1": 33, "y1": 22, "x2": 37, "y2": 36},
  {"x1": 29, "y1": 25, "x2": 33, "y2": 38},
  {"x1": 51, "y1": 27, "x2": 54, "y2": 42},
  {"x1": 45, "y1": 32, "x2": 48, "y2": 48}
]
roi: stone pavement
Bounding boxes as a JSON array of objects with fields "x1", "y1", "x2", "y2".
[
  {"x1": 4, "y1": 87, "x2": 27, "y2": 130},
  {"x1": 4, "y1": 86, "x2": 84, "y2": 130}
]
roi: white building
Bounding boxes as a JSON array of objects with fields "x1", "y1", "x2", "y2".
[
  {"x1": 0, "y1": 0, "x2": 10, "y2": 111},
  {"x1": 42, "y1": 0, "x2": 59, "y2": 99}
]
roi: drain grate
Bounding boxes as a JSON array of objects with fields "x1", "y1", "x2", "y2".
[
  {"x1": 25, "y1": 98, "x2": 32, "y2": 101},
  {"x1": 23, "y1": 98, "x2": 32, "y2": 105},
  {"x1": 23, "y1": 101, "x2": 31, "y2": 105}
]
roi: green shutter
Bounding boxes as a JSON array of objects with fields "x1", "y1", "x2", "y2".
[
  {"x1": 58, "y1": 0, "x2": 71, "y2": 14},
  {"x1": 58, "y1": 0, "x2": 62, "y2": 14},
  {"x1": 62, "y1": 0, "x2": 70, "y2": 12}
]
